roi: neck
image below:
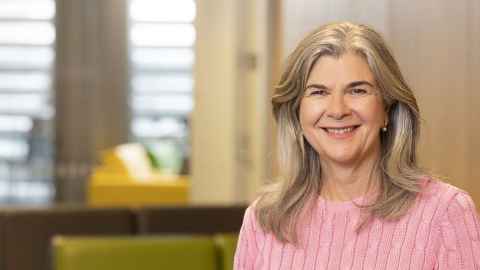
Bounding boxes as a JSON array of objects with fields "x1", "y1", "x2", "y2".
[{"x1": 320, "y1": 154, "x2": 381, "y2": 202}]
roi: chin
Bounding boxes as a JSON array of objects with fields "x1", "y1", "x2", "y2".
[
  {"x1": 330, "y1": 156, "x2": 359, "y2": 165},
  {"x1": 322, "y1": 152, "x2": 359, "y2": 165}
]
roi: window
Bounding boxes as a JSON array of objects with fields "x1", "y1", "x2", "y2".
[
  {"x1": 0, "y1": 0, "x2": 55, "y2": 203},
  {"x1": 128, "y1": 0, "x2": 195, "y2": 174}
]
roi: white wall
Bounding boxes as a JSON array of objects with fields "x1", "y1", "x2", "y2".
[{"x1": 191, "y1": 0, "x2": 274, "y2": 204}]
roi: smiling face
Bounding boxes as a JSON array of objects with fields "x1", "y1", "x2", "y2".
[{"x1": 299, "y1": 51, "x2": 387, "y2": 168}]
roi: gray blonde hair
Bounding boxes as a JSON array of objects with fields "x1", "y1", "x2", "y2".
[{"x1": 256, "y1": 22, "x2": 426, "y2": 244}]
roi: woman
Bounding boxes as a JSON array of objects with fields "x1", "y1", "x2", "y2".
[{"x1": 234, "y1": 22, "x2": 480, "y2": 269}]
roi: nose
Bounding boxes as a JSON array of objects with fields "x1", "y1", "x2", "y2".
[{"x1": 326, "y1": 93, "x2": 351, "y2": 120}]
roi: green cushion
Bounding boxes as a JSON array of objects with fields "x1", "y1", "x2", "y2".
[
  {"x1": 214, "y1": 234, "x2": 238, "y2": 270},
  {"x1": 53, "y1": 235, "x2": 217, "y2": 270}
]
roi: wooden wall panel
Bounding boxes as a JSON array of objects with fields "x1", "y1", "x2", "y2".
[
  {"x1": 466, "y1": 0, "x2": 480, "y2": 203},
  {"x1": 390, "y1": 0, "x2": 470, "y2": 189},
  {"x1": 282, "y1": 0, "x2": 480, "y2": 205}
]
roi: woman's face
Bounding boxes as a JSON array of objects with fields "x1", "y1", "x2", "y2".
[{"x1": 299, "y1": 51, "x2": 387, "y2": 167}]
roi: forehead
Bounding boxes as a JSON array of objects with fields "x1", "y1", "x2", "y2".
[{"x1": 306, "y1": 52, "x2": 376, "y2": 87}]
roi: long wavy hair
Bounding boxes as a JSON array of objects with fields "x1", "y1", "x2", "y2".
[{"x1": 255, "y1": 22, "x2": 426, "y2": 244}]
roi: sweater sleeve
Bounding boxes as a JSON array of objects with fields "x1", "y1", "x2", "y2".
[
  {"x1": 437, "y1": 192, "x2": 480, "y2": 269},
  {"x1": 234, "y1": 206, "x2": 260, "y2": 270}
]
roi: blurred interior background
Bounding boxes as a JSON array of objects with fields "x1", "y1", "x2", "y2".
[{"x1": 0, "y1": 0, "x2": 478, "y2": 207}]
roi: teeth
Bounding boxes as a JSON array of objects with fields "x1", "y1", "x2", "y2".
[{"x1": 326, "y1": 127, "x2": 354, "y2": 134}]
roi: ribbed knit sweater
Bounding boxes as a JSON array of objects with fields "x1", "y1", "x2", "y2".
[{"x1": 234, "y1": 179, "x2": 480, "y2": 269}]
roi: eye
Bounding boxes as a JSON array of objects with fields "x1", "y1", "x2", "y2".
[
  {"x1": 308, "y1": 89, "x2": 329, "y2": 96},
  {"x1": 349, "y1": 88, "x2": 368, "y2": 96}
]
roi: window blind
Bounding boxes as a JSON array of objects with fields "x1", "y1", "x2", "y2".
[
  {"x1": 128, "y1": 0, "x2": 195, "y2": 174},
  {"x1": 0, "y1": 0, "x2": 55, "y2": 203}
]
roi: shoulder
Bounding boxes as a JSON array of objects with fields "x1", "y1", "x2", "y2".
[
  {"x1": 416, "y1": 177, "x2": 478, "y2": 227},
  {"x1": 424, "y1": 180, "x2": 480, "y2": 267},
  {"x1": 417, "y1": 177, "x2": 469, "y2": 207},
  {"x1": 419, "y1": 177, "x2": 471, "y2": 201},
  {"x1": 240, "y1": 200, "x2": 262, "y2": 234},
  {"x1": 237, "y1": 200, "x2": 268, "y2": 252}
]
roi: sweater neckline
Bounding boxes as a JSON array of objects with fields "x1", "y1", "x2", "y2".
[{"x1": 317, "y1": 193, "x2": 373, "y2": 211}]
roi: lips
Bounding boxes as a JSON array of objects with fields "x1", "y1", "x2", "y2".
[{"x1": 320, "y1": 125, "x2": 360, "y2": 138}]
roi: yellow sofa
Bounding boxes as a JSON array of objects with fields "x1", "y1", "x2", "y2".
[{"x1": 87, "y1": 143, "x2": 189, "y2": 207}]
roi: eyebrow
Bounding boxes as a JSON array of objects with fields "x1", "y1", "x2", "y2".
[{"x1": 305, "y1": 80, "x2": 375, "y2": 90}]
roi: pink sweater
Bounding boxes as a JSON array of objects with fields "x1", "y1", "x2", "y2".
[{"x1": 234, "y1": 179, "x2": 480, "y2": 269}]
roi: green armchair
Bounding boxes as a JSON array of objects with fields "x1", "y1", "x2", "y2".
[
  {"x1": 52, "y1": 234, "x2": 238, "y2": 270},
  {"x1": 214, "y1": 234, "x2": 238, "y2": 270}
]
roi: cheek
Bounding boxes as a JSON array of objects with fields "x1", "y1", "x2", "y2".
[
  {"x1": 354, "y1": 99, "x2": 386, "y2": 126},
  {"x1": 373, "y1": 106, "x2": 387, "y2": 126},
  {"x1": 299, "y1": 100, "x2": 324, "y2": 128},
  {"x1": 298, "y1": 102, "x2": 309, "y2": 129}
]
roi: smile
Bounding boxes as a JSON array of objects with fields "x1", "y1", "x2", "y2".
[{"x1": 321, "y1": 125, "x2": 360, "y2": 139}]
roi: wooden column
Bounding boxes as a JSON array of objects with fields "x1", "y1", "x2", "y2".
[{"x1": 54, "y1": 0, "x2": 129, "y2": 202}]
